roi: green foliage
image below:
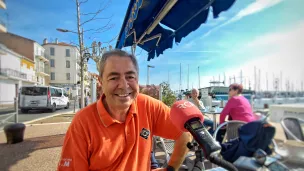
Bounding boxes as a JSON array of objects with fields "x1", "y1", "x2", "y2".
[{"x1": 161, "y1": 82, "x2": 176, "y2": 107}]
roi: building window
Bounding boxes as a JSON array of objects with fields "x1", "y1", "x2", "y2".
[
  {"x1": 50, "y1": 59, "x2": 55, "y2": 67},
  {"x1": 66, "y1": 73, "x2": 71, "y2": 80},
  {"x1": 51, "y1": 72, "x2": 55, "y2": 80},
  {"x1": 66, "y1": 60, "x2": 70, "y2": 68},
  {"x1": 50, "y1": 47, "x2": 55, "y2": 56},
  {"x1": 66, "y1": 49, "x2": 70, "y2": 57}
]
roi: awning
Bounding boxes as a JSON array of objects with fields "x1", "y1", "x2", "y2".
[{"x1": 115, "y1": 0, "x2": 236, "y2": 61}]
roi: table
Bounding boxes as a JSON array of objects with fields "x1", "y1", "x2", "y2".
[{"x1": 204, "y1": 108, "x2": 223, "y2": 131}]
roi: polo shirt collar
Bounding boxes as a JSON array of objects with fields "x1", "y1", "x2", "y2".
[{"x1": 97, "y1": 94, "x2": 138, "y2": 127}]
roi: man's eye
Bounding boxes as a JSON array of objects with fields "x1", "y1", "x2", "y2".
[
  {"x1": 109, "y1": 77, "x2": 117, "y2": 80},
  {"x1": 127, "y1": 76, "x2": 135, "y2": 79}
]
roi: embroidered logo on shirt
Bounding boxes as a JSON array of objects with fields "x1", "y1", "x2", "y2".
[
  {"x1": 59, "y1": 158, "x2": 72, "y2": 167},
  {"x1": 140, "y1": 128, "x2": 150, "y2": 139}
]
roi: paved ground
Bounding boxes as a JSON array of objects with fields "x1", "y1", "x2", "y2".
[
  {"x1": 0, "y1": 101, "x2": 79, "y2": 130},
  {"x1": 0, "y1": 112, "x2": 303, "y2": 171},
  {"x1": 0, "y1": 123, "x2": 70, "y2": 171}
]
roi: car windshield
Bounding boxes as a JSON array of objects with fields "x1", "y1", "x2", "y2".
[{"x1": 21, "y1": 87, "x2": 47, "y2": 96}]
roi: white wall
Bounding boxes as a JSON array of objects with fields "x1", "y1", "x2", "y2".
[
  {"x1": 0, "y1": 79, "x2": 17, "y2": 103},
  {"x1": 34, "y1": 43, "x2": 46, "y2": 85},
  {"x1": 21, "y1": 61, "x2": 35, "y2": 83},
  {"x1": 43, "y1": 44, "x2": 80, "y2": 85},
  {"x1": 0, "y1": 50, "x2": 21, "y2": 71},
  {"x1": 0, "y1": 44, "x2": 23, "y2": 103}
]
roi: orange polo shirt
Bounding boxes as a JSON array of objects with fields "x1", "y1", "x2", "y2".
[{"x1": 57, "y1": 93, "x2": 182, "y2": 171}]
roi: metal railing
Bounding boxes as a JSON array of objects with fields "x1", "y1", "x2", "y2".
[
  {"x1": 0, "y1": 98, "x2": 18, "y2": 127},
  {"x1": 0, "y1": 68, "x2": 27, "y2": 79}
]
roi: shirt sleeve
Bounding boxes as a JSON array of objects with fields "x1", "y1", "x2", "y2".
[
  {"x1": 219, "y1": 98, "x2": 234, "y2": 124},
  {"x1": 151, "y1": 99, "x2": 183, "y2": 141},
  {"x1": 57, "y1": 118, "x2": 89, "y2": 171},
  {"x1": 199, "y1": 100, "x2": 206, "y2": 110}
]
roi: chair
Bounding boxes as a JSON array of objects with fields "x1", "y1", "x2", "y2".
[
  {"x1": 152, "y1": 136, "x2": 175, "y2": 168},
  {"x1": 153, "y1": 136, "x2": 200, "y2": 170},
  {"x1": 254, "y1": 110, "x2": 270, "y2": 122},
  {"x1": 213, "y1": 120, "x2": 247, "y2": 143},
  {"x1": 280, "y1": 117, "x2": 304, "y2": 142}
]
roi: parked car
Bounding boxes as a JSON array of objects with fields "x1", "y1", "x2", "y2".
[{"x1": 19, "y1": 86, "x2": 70, "y2": 113}]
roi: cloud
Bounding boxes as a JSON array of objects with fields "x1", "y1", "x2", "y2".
[
  {"x1": 218, "y1": 21, "x2": 304, "y2": 91},
  {"x1": 201, "y1": 0, "x2": 284, "y2": 39},
  {"x1": 158, "y1": 20, "x2": 304, "y2": 91}
]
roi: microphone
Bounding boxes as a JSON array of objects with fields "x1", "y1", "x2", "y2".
[{"x1": 170, "y1": 100, "x2": 238, "y2": 171}]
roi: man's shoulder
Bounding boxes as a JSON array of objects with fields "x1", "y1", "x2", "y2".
[
  {"x1": 73, "y1": 102, "x2": 98, "y2": 122},
  {"x1": 136, "y1": 93, "x2": 160, "y2": 104}
]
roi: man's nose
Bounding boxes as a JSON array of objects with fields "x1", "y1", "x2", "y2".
[{"x1": 118, "y1": 77, "x2": 129, "y2": 89}]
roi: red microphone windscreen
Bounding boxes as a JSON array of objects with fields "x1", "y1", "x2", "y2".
[{"x1": 170, "y1": 100, "x2": 204, "y2": 132}]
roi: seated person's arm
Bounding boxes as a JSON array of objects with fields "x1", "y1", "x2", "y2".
[
  {"x1": 198, "y1": 100, "x2": 206, "y2": 110},
  {"x1": 152, "y1": 100, "x2": 192, "y2": 170},
  {"x1": 57, "y1": 118, "x2": 89, "y2": 171},
  {"x1": 219, "y1": 98, "x2": 234, "y2": 124}
]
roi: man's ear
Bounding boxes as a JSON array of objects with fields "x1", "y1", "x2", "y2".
[{"x1": 98, "y1": 76, "x2": 102, "y2": 86}]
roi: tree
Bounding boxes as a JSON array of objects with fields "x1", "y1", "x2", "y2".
[
  {"x1": 161, "y1": 82, "x2": 176, "y2": 107},
  {"x1": 139, "y1": 85, "x2": 159, "y2": 99},
  {"x1": 63, "y1": 0, "x2": 114, "y2": 108}
]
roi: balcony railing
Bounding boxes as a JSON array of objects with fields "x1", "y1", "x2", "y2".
[
  {"x1": 36, "y1": 67, "x2": 49, "y2": 74},
  {"x1": 36, "y1": 55, "x2": 49, "y2": 63},
  {"x1": 0, "y1": 68, "x2": 27, "y2": 80}
]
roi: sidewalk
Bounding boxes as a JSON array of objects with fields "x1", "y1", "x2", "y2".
[
  {"x1": 0, "y1": 114, "x2": 295, "y2": 171},
  {"x1": 0, "y1": 123, "x2": 70, "y2": 171}
]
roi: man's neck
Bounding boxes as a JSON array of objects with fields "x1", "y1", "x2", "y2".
[{"x1": 102, "y1": 98, "x2": 129, "y2": 122}]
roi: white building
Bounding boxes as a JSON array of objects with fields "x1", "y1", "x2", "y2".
[
  {"x1": 0, "y1": 32, "x2": 49, "y2": 86},
  {"x1": 34, "y1": 42, "x2": 49, "y2": 85},
  {"x1": 42, "y1": 38, "x2": 82, "y2": 98},
  {"x1": 0, "y1": 44, "x2": 36, "y2": 104}
]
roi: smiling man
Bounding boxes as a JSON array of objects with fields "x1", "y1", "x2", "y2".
[{"x1": 57, "y1": 49, "x2": 191, "y2": 171}]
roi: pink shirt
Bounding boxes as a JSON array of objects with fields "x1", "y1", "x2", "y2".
[{"x1": 219, "y1": 96, "x2": 256, "y2": 124}]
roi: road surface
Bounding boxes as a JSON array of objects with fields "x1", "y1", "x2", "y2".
[{"x1": 0, "y1": 101, "x2": 79, "y2": 130}]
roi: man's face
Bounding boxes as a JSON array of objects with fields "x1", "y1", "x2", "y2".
[
  {"x1": 191, "y1": 89, "x2": 199, "y2": 99},
  {"x1": 100, "y1": 56, "x2": 139, "y2": 110}
]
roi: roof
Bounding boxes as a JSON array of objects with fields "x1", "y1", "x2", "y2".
[
  {"x1": 1, "y1": 32, "x2": 36, "y2": 43},
  {"x1": 0, "y1": 43, "x2": 35, "y2": 63},
  {"x1": 42, "y1": 42, "x2": 77, "y2": 48}
]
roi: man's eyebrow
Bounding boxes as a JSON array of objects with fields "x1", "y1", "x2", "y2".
[
  {"x1": 106, "y1": 71, "x2": 136, "y2": 77},
  {"x1": 125, "y1": 71, "x2": 136, "y2": 75},
  {"x1": 107, "y1": 72, "x2": 120, "y2": 77}
]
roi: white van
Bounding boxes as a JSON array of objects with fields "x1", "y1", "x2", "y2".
[{"x1": 19, "y1": 86, "x2": 70, "y2": 113}]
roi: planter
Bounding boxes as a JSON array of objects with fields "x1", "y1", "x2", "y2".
[{"x1": 4, "y1": 123, "x2": 26, "y2": 144}]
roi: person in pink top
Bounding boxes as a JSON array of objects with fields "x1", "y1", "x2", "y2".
[{"x1": 219, "y1": 83, "x2": 256, "y2": 124}]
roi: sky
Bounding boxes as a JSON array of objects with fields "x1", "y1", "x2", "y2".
[{"x1": 2, "y1": 0, "x2": 304, "y2": 91}]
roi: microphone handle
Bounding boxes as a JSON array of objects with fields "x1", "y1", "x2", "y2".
[{"x1": 209, "y1": 155, "x2": 238, "y2": 171}]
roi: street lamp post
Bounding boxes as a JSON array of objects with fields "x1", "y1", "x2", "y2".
[
  {"x1": 147, "y1": 65, "x2": 155, "y2": 86},
  {"x1": 57, "y1": 27, "x2": 86, "y2": 109}
]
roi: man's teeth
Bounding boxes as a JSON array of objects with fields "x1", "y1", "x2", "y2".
[{"x1": 118, "y1": 94, "x2": 129, "y2": 97}]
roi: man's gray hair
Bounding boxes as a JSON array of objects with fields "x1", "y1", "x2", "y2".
[
  {"x1": 99, "y1": 49, "x2": 139, "y2": 77},
  {"x1": 191, "y1": 88, "x2": 199, "y2": 92}
]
